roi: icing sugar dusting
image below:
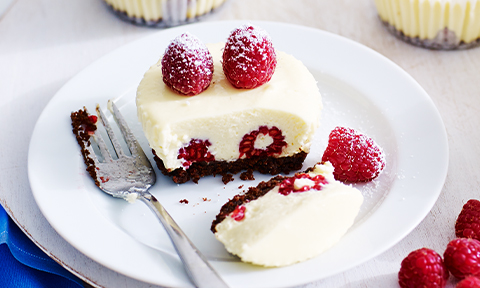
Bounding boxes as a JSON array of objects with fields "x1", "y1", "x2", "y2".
[
  {"x1": 166, "y1": 32, "x2": 213, "y2": 76},
  {"x1": 222, "y1": 24, "x2": 277, "y2": 89},
  {"x1": 225, "y1": 24, "x2": 273, "y2": 72},
  {"x1": 161, "y1": 33, "x2": 214, "y2": 95}
]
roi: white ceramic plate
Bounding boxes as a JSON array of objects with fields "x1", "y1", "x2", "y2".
[{"x1": 28, "y1": 21, "x2": 448, "y2": 288}]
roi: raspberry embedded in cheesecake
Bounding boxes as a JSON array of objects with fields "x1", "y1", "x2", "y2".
[{"x1": 136, "y1": 25, "x2": 322, "y2": 183}]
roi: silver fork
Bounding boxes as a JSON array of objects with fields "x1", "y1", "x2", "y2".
[{"x1": 77, "y1": 100, "x2": 229, "y2": 288}]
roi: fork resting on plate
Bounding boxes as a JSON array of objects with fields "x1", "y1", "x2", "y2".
[{"x1": 71, "y1": 100, "x2": 228, "y2": 288}]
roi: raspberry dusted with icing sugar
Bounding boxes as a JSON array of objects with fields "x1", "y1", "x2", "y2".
[
  {"x1": 178, "y1": 139, "x2": 215, "y2": 168},
  {"x1": 162, "y1": 33, "x2": 214, "y2": 96},
  {"x1": 278, "y1": 173, "x2": 328, "y2": 196},
  {"x1": 457, "y1": 276, "x2": 480, "y2": 288},
  {"x1": 239, "y1": 126, "x2": 287, "y2": 158},
  {"x1": 444, "y1": 238, "x2": 480, "y2": 279},
  {"x1": 456, "y1": 199, "x2": 480, "y2": 241},
  {"x1": 222, "y1": 24, "x2": 277, "y2": 89},
  {"x1": 322, "y1": 126, "x2": 385, "y2": 183},
  {"x1": 398, "y1": 248, "x2": 449, "y2": 288}
]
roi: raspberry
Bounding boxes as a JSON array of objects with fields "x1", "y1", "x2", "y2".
[
  {"x1": 161, "y1": 33, "x2": 214, "y2": 96},
  {"x1": 321, "y1": 126, "x2": 385, "y2": 183},
  {"x1": 222, "y1": 24, "x2": 276, "y2": 89},
  {"x1": 178, "y1": 139, "x2": 215, "y2": 168},
  {"x1": 456, "y1": 276, "x2": 480, "y2": 288},
  {"x1": 278, "y1": 173, "x2": 328, "y2": 196},
  {"x1": 456, "y1": 199, "x2": 480, "y2": 241},
  {"x1": 231, "y1": 205, "x2": 246, "y2": 221},
  {"x1": 444, "y1": 238, "x2": 480, "y2": 279},
  {"x1": 238, "y1": 126, "x2": 287, "y2": 158},
  {"x1": 398, "y1": 248, "x2": 449, "y2": 288}
]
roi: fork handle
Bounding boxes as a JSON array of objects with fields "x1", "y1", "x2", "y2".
[{"x1": 139, "y1": 192, "x2": 229, "y2": 288}]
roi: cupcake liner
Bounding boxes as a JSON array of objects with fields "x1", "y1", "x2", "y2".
[
  {"x1": 104, "y1": 0, "x2": 227, "y2": 28},
  {"x1": 374, "y1": 0, "x2": 480, "y2": 50}
]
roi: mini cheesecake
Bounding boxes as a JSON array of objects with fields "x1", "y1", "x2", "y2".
[
  {"x1": 103, "y1": 0, "x2": 228, "y2": 27},
  {"x1": 136, "y1": 42, "x2": 322, "y2": 183},
  {"x1": 211, "y1": 162, "x2": 364, "y2": 267},
  {"x1": 374, "y1": 0, "x2": 480, "y2": 49}
]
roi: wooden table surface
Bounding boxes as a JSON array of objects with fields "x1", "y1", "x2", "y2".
[{"x1": 1, "y1": 0, "x2": 479, "y2": 287}]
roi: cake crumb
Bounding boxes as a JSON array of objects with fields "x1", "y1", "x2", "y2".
[
  {"x1": 221, "y1": 173, "x2": 234, "y2": 184},
  {"x1": 192, "y1": 175, "x2": 200, "y2": 184},
  {"x1": 179, "y1": 199, "x2": 189, "y2": 204},
  {"x1": 238, "y1": 185, "x2": 244, "y2": 189},
  {"x1": 240, "y1": 169, "x2": 255, "y2": 180},
  {"x1": 202, "y1": 197, "x2": 211, "y2": 202}
]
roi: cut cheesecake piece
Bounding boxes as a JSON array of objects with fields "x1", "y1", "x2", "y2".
[
  {"x1": 136, "y1": 42, "x2": 322, "y2": 183},
  {"x1": 211, "y1": 162, "x2": 364, "y2": 267}
]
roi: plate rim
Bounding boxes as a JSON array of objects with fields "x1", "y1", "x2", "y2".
[{"x1": 27, "y1": 20, "x2": 449, "y2": 288}]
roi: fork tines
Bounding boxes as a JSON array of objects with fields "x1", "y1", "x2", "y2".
[{"x1": 71, "y1": 100, "x2": 155, "y2": 192}]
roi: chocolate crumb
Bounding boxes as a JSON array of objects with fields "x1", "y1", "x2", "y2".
[
  {"x1": 238, "y1": 185, "x2": 244, "y2": 189},
  {"x1": 179, "y1": 199, "x2": 189, "y2": 204},
  {"x1": 240, "y1": 169, "x2": 255, "y2": 180},
  {"x1": 221, "y1": 173, "x2": 234, "y2": 184}
]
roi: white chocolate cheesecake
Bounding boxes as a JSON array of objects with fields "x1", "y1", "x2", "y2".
[
  {"x1": 374, "y1": 0, "x2": 480, "y2": 49},
  {"x1": 103, "y1": 0, "x2": 227, "y2": 27},
  {"x1": 136, "y1": 42, "x2": 322, "y2": 183},
  {"x1": 211, "y1": 162, "x2": 364, "y2": 267}
]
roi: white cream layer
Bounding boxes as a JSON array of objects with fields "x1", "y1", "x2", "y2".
[
  {"x1": 136, "y1": 43, "x2": 322, "y2": 171},
  {"x1": 374, "y1": 0, "x2": 480, "y2": 42},
  {"x1": 214, "y1": 162, "x2": 364, "y2": 267},
  {"x1": 104, "y1": 0, "x2": 226, "y2": 21}
]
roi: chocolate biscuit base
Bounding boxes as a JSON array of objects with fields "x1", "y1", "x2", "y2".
[
  {"x1": 152, "y1": 150, "x2": 307, "y2": 184},
  {"x1": 210, "y1": 175, "x2": 287, "y2": 233}
]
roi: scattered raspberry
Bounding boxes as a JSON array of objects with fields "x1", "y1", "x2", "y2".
[
  {"x1": 222, "y1": 24, "x2": 276, "y2": 89},
  {"x1": 321, "y1": 126, "x2": 385, "y2": 182},
  {"x1": 444, "y1": 238, "x2": 480, "y2": 279},
  {"x1": 231, "y1": 205, "x2": 246, "y2": 221},
  {"x1": 457, "y1": 276, "x2": 480, "y2": 288},
  {"x1": 239, "y1": 126, "x2": 287, "y2": 158},
  {"x1": 221, "y1": 173, "x2": 234, "y2": 184},
  {"x1": 178, "y1": 139, "x2": 215, "y2": 168},
  {"x1": 179, "y1": 199, "x2": 188, "y2": 204},
  {"x1": 278, "y1": 173, "x2": 328, "y2": 196},
  {"x1": 398, "y1": 248, "x2": 449, "y2": 288},
  {"x1": 456, "y1": 199, "x2": 480, "y2": 241},
  {"x1": 240, "y1": 169, "x2": 255, "y2": 181},
  {"x1": 162, "y1": 33, "x2": 214, "y2": 96}
]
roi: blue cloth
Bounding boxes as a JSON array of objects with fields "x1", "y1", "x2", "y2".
[{"x1": 0, "y1": 204, "x2": 84, "y2": 288}]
